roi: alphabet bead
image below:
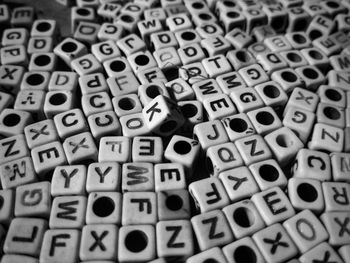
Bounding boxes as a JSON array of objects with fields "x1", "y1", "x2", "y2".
[
  {"x1": 151, "y1": 31, "x2": 178, "y2": 50},
  {"x1": 220, "y1": 9, "x2": 246, "y2": 33},
  {"x1": 13, "y1": 90, "x2": 45, "y2": 121},
  {"x1": 0, "y1": 156, "x2": 36, "y2": 190},
  {"x1": 97, "y1": 23, "x2": 124, "y2": 42},
  {"x1": 118, "y1": 224, "x2": 156, "y2": 263},
  {"x1": 4, "y1": 217, "x2": 47, "y2": 256},
  {"x1": 264, "y1": 127, "x2": 304, "y2": 167},
  {"x1": 0, "y1": 108, "x2": 32, "y2": 137},
  {"x1": 328, "y1": 70, "x2": 350, "y2": 92},
  {"x1": 27, "y1": 36, "x2": 54, "y2": 54},
  {"x1": 24, "y1": 119, "x2": 59, "y2": 150},
  {"x1": 257, "y1": 52, "x2": 288, "y2": 74},
  {"x1": 138, "y1": 19, "x2": 163, "y2": 46},
  {"x1": 54, "y1": 37, "x2": 88, "y2": 68},
  {"x1": 154, "y1": 162, "x2": 186, "y2": 192},
  {"x1": 179, "y1": 62, "x2": 208, "y2": 85},
  {"x1": 192, "y1": 79, "x2": 222, "y2": 103},
  {"x1": 156, "y1": 220, "x2": 194, "y2": 259},
  {"x1": 49, "y1": 195, "x2": 87, "y2": 229},
  {"x1": 31, "y1": 141, "x2": 67, "y2": 177},
  {"x1": 249, "y1": 159, "x2": 287, "y2": 191},
  {"x1": 193, "y1": 119, "x2": 229, "y2": 151},
  {"x1": 91, "y1": 40, "x2": 121, "y2": 63},
  {"x1": 331, "y1": 153, "x2": 350, "y2": 182},
  {"x1": 0, "y1": 65, "x2": 25, "y2": 95},
  {"x1": 287, "y1": 6, "x2": 311, "y2": 32},
  {"x1": 107, "y1": 72, "x2": 140, "y2": 97},
  {"x1": 271, "y1": 68, "x2": 303, "y2": 93},
  {"x1": 54, "y1": 108, "x2": 89, "y2": 139},
  {"x1": 178, "y1": 43, "x2": 206, "y2": 65},
  {"x1": 321, "y1": 211, "x2": 350, "y2": 246},
  {"x1": 14, "y1": 181, "x2": 51, "y2": 218},
  {"x1": 177, "y1": 100, "x2": 204, "y2": 135},
  {"x1": 153, "y1": 47, "x2": 181, "y2": 80},
  {"x1": 230, "y1": 87, "x2": 264, "y2": 113},
  {"x1": 88, "y1": 111, "x2": 121, "y2": 141},
  {"x1": 228, "y1": 49, "x2": 257, "y2": 73},
  {"x1": 292, "y1": 149, "x2": 331, "y2": 181},
  {"x1": 299, "y1": 242, "x2": 343, "y2": 263},
  {"x1": 200, "y1": 35, "x2": 231, "y2": 57},
  {"x1": 308, "y1": 123, "x2": 344, "y2": 152},
  {"x1": 122, "y1": 191, "x2": 157, "y2": 225},
  {"x1": 300, "y1": 47, "x2": 329, "y2": 71},
  {"x1": 186, "y1": 246, "x2": 228, "y2": 263},
  {"x1": 226, "y1": 28, "x2": 253, "y2": 49},
  {"x1": 20, "y1": 71, "x2": 50, "y2": 91},
  {"x1": 252, "y1": 223, "x2": 298, "y2": 263},
  {"x1": 71, "y1": 7, "x2": 96, "y2": 33},
  {"x1": 318, "y1": 85, "x2": 346, "y2": 108},
  {"x1": 202, "y1": 54, "x2": 232, "y2": 79},
  {"x1": 255, "y1": 81, "x2": 288, "y2": 111},
  {"x1": 252, "y1": 186, "x2": 295, "y2": 225},
  {"x1": 71, "y1": 53, "x2": 103, "y2": 76},
  {"x1": 221, "y1": 113, "x2": 256, "y2": 142},
  {"x1": 296, "y1": 65, "x2": 325, "y2": 91},
  {"x1": 131, "y1": 136, "x2": 163, "y2": 163},
  {"x1": 285, "y1": 87, "x2": 319, "y2": 113},
  {"x1": 316, "y1": 103, "x2": 345, "y2": 128},
  {"x1": 288, "y1": 177, "x2": 325, "y2": 214},
  {"x1": 164, "y1": 135, "x2": 200, "y2": 173},
  {"x1": 39, "y1": 229, "x2": 80, "y2": 263},
  {"x1": 216, "y1": 72, "x2": 247, "y2": 95},
  {"x1": 248, "y1": 106, "x2": 282, "y2": 136},
  {"x1": 0, "y1": 134, "x2": 29, "y2": 165},
  {"x1": 51, "y1": 165, "x2": 86, "y2": 196},
  {"x1": 10, "y1": 5, "x2": 35, "y2": 27},
  {"x1": 119, "y1": 112, "x2": 150, "y2": 137},
  {"x1": 223, "y1": 199, "x2": 265, "y2": 239},
  {"x1": 283, "y1": 209, "x2": 329, "y2": 253},
  {"x1": 206, "y1": 142, "x2": 243, "y2": 176},
  {"x1": 143, "y1": 95, "x2": 185, "y2": 137},
  {"x1": 0, "y1": 44, "x2": 28, "y2": 66},
  {"x1": 86, "y1": 192, "x2": 122, "y2": 225},
  {"x1": 157, "y1": 189, "x2": 190, "y2": 221},
  {"x1": 285, "y1": 32, "x2": 312, "y2": 50},
  {"x1": 322, "y1": 182, "x2": 350, "y2": 211},
  {"x1": 97, "y1": 3, "x2": 121, "y2": 22},
  {"x1": 80, "y1": 224, "x2": 118, "y2": 261},
  {"x1": 98, "y1": 136, "x2": 131, "y2": 163},
  {"x1": 222, "y1": 236, "x2": 265, "y2": 263},
  {"x1": 49, "y1": 71, "x2": 78, "y2": 93},
  {"x1": 263, "y1": 4, "x2": 288, "y2": 33},
  {"x1": 117, "y1": 34, "x2": 146, "y2": 56},
  {"x1": 137, "y1": 67, "x2": 167, "y2": 84},
  {"x1": 1, "y1": 28, "x2": 29, "y2": 46},
  {"x1": 189, "y1": 177, "x2": 229, "y2": 213},
  {"x1": 121, "y1": 162, "x2": 154, "y2": 192},
  {"x1": 191, "y1": 209, "x2": 234, "y2": 251},
  {"x1": 0, "y1": 189, "x2": 14, "y2": 224},
  {"x1": 312, "y1": 35, "x2": 343, "y2": 57},
  {"x1": 165, "y1": 78, "x2": 194, "y2": 102},
  {"x1": 203, "y1": 94, "x2": 237, "y2": 120},
  {"x1": 138, "y1": 82, "x2": 169, "y2": 105},
  {"x1": 87, "y1": 162, "x2": 120, "y2": 192},
  {"x1": 44, "y1": 91, "x2": 75, "y2": 119},
  {"x1": 219, "y1": 166, "x2": 260, "y2": 203},
  {"x1": 79, "y1": 73, "x2": 108, "y2": 95},
  {"x1": 166, "y1": 13, "x2": 193, "y2": 32},
  {"x1": 81, "y1": 92, "x2": 113, "y2": 117},
  {"x1": 235, "y1": 134, "x2": 272, "y2": 166}
]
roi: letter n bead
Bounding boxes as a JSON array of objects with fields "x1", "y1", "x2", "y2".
[{"x1": 142, "y1": 95, "x2": 185, "y2": 137}]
